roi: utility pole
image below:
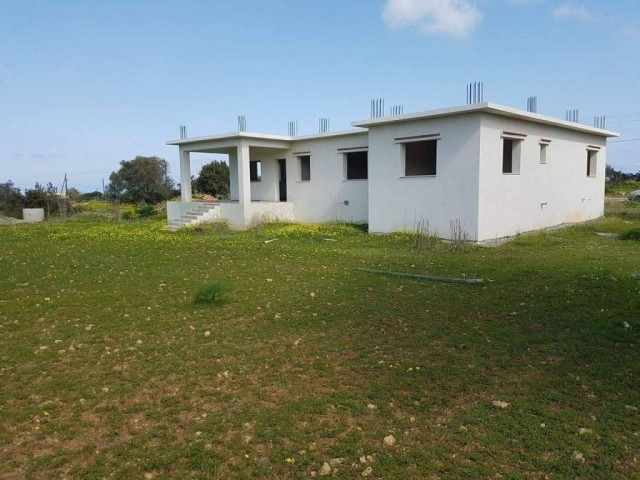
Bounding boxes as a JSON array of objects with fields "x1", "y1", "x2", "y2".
[{"x1": 58, "y1": 174, "x2": 69, "y2": 217}]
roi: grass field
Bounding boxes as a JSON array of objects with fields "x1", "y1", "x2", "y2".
[
  {"x1": 605, "y1": 180, "x2": 640, "y2": 197},
  {"x1": 1, "y1": 202, "x2": 639, "y2": 479}
]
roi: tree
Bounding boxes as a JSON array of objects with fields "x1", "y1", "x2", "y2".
[
  {"x1": 606, "y1": 164, "x2": 640, "y2": 183},
  {"x1": 0, "y1": 180, "x2": 25, "y2": 218},
  {"x1": 193, "y1": 160, "x2": 230, "y2": 199},
  {"x1": 66, "y1": 187, "x2": 81, "y2": 201},
  {"x1": 24, "y1": 182, "x2": 60, "y2": 216},
  {"x1": 107, "y1": 156, "x2": 174, "y2": 204},
  {"x1": 79, "y1": 191, "x2": 104, "y2": 201}
]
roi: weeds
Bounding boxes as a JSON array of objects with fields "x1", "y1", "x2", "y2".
[
  {"x1": 193, "y1": 281, "x2": 233, "y2": 304},
  {"x1": 412, "y1": 218, "x2": 440, "y2": 250},
  {"x1": 449, "y1": 218, "x2": 470, "y2": 250}
]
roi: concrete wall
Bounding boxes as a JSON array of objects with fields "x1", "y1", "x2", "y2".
[
  {"x1": 477, "y1": 113, "x2": 606, "y2": 240},
  {"x1": 286, "y1": 132, "x2": 369, "y2": 223},
  {"x1": 366, "y1": 113, "x2": 482, "y2": 239},
  {"x1": 229, "y1": 154, "x2": 238, "y2": 201},
  {"x1": 23, "y1": 208, "x2": 45, "y2": 223},
  {"x1": 217, "y1": 202, "x2": 294, "y2": 228},
  {"x1": 248, "y1": 202, "x2": 294, "y2": 224}
]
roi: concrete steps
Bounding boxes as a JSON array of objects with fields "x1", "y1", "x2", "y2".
[{"x1": 166, "y1": 203, "x2": 220, "y2": 231}]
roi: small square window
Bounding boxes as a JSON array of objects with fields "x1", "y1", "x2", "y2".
[
  {"x1": 502, "y1": 138, "x2": 522, "y2": 174},
  {"x1": 587, "y1": 150, "x2": 597, "y2": 177},
  {"x1": 404, "y1": 140, "x2": 437, "y2": 176},
  {"x1": 299, "y1": 155, "x2": 311, "y2": 181},
  {"x1": 539, "y1": 144, "x2": 547, "y2": 164},
  {"x1": 345, "y1": 151, "x2": 368, "y2": 179},
  {"x1": 250, "y1": 161, "x2": 261, "y2": 182}
]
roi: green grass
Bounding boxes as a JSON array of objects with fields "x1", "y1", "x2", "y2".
[
  {"x1": 0, "y1": 204, "x2": 639, "y2": 479},
  {"x1": 620, "y1": 228, "x2": 640, "y2": 241},
  {"x1": 194, "y1": 281, "x2": 234, "y2": 304},
  {"x1": 605, "y1": 180, "x2": 640, "y2": 197}
]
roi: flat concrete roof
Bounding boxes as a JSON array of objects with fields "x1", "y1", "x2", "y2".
[
  {"x1": 352, "y1": 102, "x2": 619, "y2": 138},
  {"x1": 166, "y1": 131, "x2": 292, "y2": 146},
  {"x1": 166, "y1": 128, "x2": 367, "y2": 146},
  {"x1": 292, "y1": 128, "x2": 366, "y2": 141},
  {"x1": 167, "y1": 103, "x2": 618, "y2": 147}
]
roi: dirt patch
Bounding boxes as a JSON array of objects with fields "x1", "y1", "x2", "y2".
[{"x1": 0, "y1": 215, "x2": 24, "y2": 225}]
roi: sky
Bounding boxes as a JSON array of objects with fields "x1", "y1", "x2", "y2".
[{"x1": 2, "y1": 0, "x2": 640, "y2": 193}]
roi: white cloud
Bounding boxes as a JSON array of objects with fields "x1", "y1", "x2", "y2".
[
  {"x1": 552, "y1": 3, "x2": 594, "y2": 22},
  {"x1": 382, "y1": 0, "x2": 483, "y2": 38}
]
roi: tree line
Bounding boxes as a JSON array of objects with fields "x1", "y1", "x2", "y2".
[
  {"x1": 606, "y1": 165, "x2": 640, "y2": 183},
  {"x1": 0, "y1": 181, "x2": 73, "y2": 218},
  {"x1": 1, "y1": 156, "x2": 230, "y2": 218}
]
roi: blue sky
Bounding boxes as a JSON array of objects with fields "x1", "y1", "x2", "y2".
[{"x1": 2, "y1": 0, "x2": 639, "y2": 192}]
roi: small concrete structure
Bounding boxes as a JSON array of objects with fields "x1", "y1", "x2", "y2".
[
  {"x1": 167, "y1": 102, "x2": 618, "y2": 241},
  {"x1": 22, "y1": 208, "x2": 45, "y2": 223}
]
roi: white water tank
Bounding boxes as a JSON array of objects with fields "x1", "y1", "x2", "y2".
[{"x1": 23, "y1": 208, "x2": 45, "y2": 223}]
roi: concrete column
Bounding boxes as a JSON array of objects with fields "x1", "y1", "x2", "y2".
[
  {"x1": 179, "y1": 148, "x2": 192, "y2": 202},
  {"x1": 237, "y1": 142, "x2": 251, "y2": 224},
  {"x1": 229, "y1": 153, "x2": 239, "y2": 201}
]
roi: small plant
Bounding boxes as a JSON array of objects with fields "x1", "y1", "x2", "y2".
[
  {"x1": 620, "y1": 228, "x2": 640, "y2": 241},
  {"x1": 136, "y1": 203, "x2": 156, "y2": 217},
  {"x1": 194, "y1": 281, "x2": 233, "y2": 304}
]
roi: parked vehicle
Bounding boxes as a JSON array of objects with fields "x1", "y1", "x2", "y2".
[{"x1": 628, "y1": 190, "x2": 640, "y2": 201}]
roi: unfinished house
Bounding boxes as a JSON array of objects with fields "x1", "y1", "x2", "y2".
[{"x1": 167, "y1": 102, "x2": 618, "y2": 241}]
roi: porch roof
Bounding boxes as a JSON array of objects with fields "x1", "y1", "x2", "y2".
[
  {"x1": 166, "y1": 128, "x2": 368, "y2": 152},
  {"x1": 167, "y1": 132, "x2": 293, "y2": 154},
  {"x1": 166, "y1": 131, "x2": 292, "y2": 146}
]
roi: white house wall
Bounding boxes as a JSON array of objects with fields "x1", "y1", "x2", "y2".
[
  {"x1": 249, "y1": 202, "x2": 294, "y2": 223},
  {"x1": 286, "y1": 132, "x2": 369, "y2": 224},
  {"x1": 477, "y1": 113, "x2": 606, "y2": 241},
  {"x1": 366, "y1": 114, "x2": 482, "y2": 239},
  {"x1": 168, "y1": 104, "x2": 614, "y2": 235}
]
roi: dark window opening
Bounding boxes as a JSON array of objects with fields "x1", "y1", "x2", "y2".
[
  {"x1": 278, "y1": 159, "x2": 287, "y2": 201},
  {"x1": 299, "y1": 155, "x2": 311, "y2": 181},
  {"x1": 502, "y1": 139, "x2": 514, "y2": 173},
  {"x1": 346, "y1": 151, "x2": 368, "y2": 179},
  {"x1": 250, "y1": 161, "x2": 261, "y2": 182},
  {"x1": 405, "y1": 140, "x2": 437, "y2": 176}
]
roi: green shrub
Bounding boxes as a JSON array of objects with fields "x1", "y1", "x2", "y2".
[
  {"x1": 121, "y1": 205, "x2": 136, "y2": 218},
  {"x1": 620, "y1": 228, "x2": 640, "y2": 241},
  {"x1": 136, "y1": 203, "x2": 156, "y2": 217},
  {"x1": 194, "y1": 281, "x2": 233, "y2": 305}
]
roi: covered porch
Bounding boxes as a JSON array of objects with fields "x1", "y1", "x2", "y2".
[{"x1": 166, "y1": 132, "x2": 294, "y2": 228}]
